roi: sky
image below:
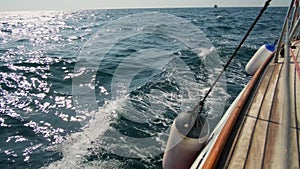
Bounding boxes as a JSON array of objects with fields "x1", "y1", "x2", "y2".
[{"x1": 0, "y1": 0, "x2": 290, "y2": 11}]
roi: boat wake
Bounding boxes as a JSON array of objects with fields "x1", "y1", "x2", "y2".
[{"x1": 44, "y1": 99, "x2": 121, "y2": 169}]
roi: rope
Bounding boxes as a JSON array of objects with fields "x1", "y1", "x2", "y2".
[{"x1": 193, "y1": 0, "x2": 272, "y2": 114}]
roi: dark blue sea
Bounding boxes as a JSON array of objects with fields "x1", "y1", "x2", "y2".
[{"x1": 0, "y1": 7, "x2": 286, "y2": 169}]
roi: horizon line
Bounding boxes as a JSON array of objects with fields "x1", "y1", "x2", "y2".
[{"x1": 0, "y1": 5, "x2": 288, "y2": 12}]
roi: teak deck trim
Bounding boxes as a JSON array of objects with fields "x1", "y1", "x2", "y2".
[
  {"x1": 201, "y1": 52, "x2": 275, "y2": 169},
  {"x1": 219, "y1": 46, "x2": 300, "y2": 169},
  {"x1": 202, "y1": 44, "x2": 300, "y2": 168}
]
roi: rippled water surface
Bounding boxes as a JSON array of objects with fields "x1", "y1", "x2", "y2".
[{"x1": 0, "y1": 7, "x2": 285, "y2": 169}]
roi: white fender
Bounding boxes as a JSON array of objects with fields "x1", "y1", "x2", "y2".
[
  {"x1": 163, "y1": 112, "x2": 209, "y2": 169},
  {"x1": 245, "y1": 43, "x2": 275, "y2": 75}
]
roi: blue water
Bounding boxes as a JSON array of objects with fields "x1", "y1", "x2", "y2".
[{"x1": 0, "y1": 7, "x2": 286, "y2": 169}]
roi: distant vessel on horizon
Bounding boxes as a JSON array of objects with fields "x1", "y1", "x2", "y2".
[{"x1": 214, "y1": 4, "x2": 218, "y2": 8}]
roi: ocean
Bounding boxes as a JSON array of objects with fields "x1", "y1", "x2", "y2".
[{"x1": 0, "y1": 7, "x2": 286, "y2": 169}]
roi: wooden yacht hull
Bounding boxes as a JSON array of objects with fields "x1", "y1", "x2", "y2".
[{"x1": 191, "y1": 43, "x2": 300, "y2": 168}]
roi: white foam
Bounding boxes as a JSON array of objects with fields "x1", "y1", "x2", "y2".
[{"x1": 43, "y1": 99, "x2": 123, "y2": 169}]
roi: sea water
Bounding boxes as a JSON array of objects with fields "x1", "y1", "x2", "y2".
[{"x1": 0, "y1": 7, "x2": 285, "y2": 169}]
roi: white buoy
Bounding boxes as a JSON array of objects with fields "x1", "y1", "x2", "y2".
[
  {"x1": 245, "y1": 43, "x2": 275, "y2": 75},
  {"x1": 163, "y1": 112, "x2": 209, "y2": 169}
]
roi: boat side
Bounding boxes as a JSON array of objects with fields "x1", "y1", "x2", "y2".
[
  {"x1": 192, "y1": 42, "x2": 300, "y2": 168},
  {"x1": 191, "y1": 50, "x2": 275, "y2": 169}
]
